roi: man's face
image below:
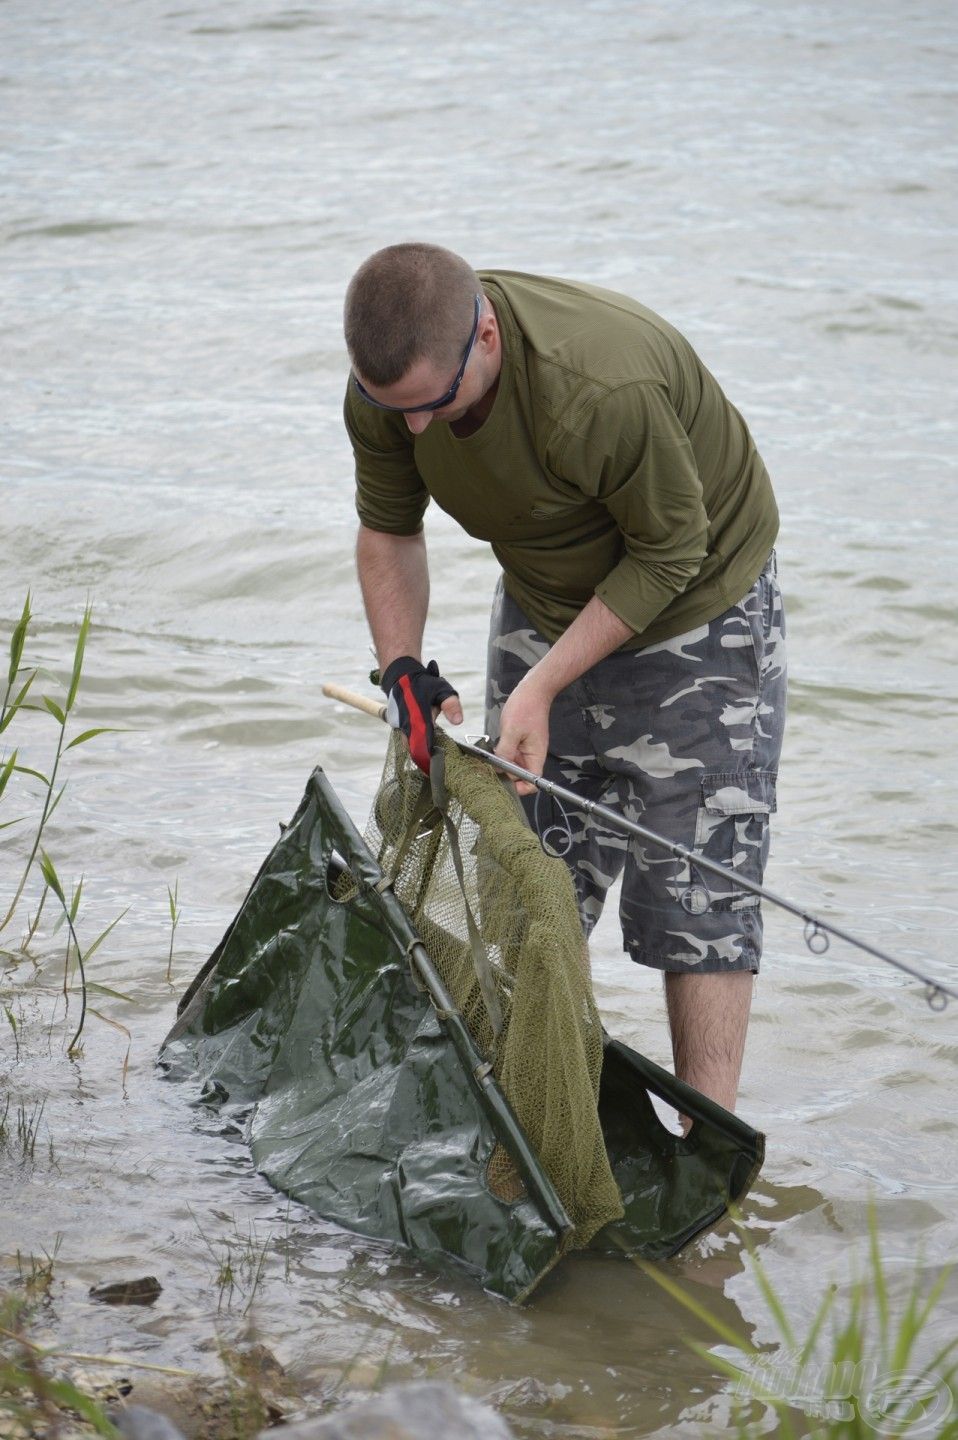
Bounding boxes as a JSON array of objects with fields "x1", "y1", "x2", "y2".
[
  {"x1": 353, "y1": 304, "x2": 500, "y2": 435},
  {"x1": 355, "y1": 355, "x2": 478, "y2": 433}
]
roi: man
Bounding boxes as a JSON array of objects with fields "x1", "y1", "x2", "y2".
[{"x1": 343, "y1": 242, "x2": 786, "y2": 1122}]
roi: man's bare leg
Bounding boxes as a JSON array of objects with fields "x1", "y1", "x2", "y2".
[{"x1": 664, "y1": 971, "x2": 754, "y2": 1131}]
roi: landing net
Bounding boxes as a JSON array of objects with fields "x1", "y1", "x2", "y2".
[{"x1": 346, "y1": 730, "x2": 624, "y2": 1245}]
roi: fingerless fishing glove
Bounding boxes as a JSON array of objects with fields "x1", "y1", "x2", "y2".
[{"x1": 381, "y1": 656, "x2": 459, "y2": 774}]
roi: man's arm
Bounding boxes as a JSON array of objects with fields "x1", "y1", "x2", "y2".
[
  {"x1": 496, "y1": 593, "x2": 632, "y2": 794},
  {"x1": 355, "y1": 524, "x2": 463, "y2": 725}
]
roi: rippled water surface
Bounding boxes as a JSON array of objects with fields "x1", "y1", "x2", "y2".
[{"x1": 2, "y1": 1, "x2": 957, "y2": 1434}]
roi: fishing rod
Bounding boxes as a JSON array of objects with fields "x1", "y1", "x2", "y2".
[{"x1": 322, "y1": 684, "x2": 956, "y2": 1012}]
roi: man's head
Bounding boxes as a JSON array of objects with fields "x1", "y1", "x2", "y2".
[{"x1": 344, "y1": 243, "x2": 500, "y2": 433}]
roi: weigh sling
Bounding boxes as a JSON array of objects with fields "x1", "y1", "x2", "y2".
[{"x1": 160, "y1": 731, "x2": 764, "y2": 1302}]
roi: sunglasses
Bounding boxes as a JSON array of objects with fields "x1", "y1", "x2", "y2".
[{"x1": 352, "y1": 293, "x2": 483, "y2": 414}]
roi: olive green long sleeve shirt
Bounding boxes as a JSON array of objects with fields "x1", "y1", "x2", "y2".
[{"x1": 345, "y1": 270, "x2": 778, "y2": 647}]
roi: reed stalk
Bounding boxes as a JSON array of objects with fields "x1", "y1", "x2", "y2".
[{"x1": 1, "y1": 601, "x2": 117, "y2": 937}]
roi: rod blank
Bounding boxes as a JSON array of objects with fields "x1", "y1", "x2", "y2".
[{"x1": 322, "y1": 683, "x2": 955, "y2": 1010}]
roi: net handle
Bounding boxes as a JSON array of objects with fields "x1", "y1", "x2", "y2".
[{"x1": 322, "y1": 683, "x2": 387, "y2": 721}]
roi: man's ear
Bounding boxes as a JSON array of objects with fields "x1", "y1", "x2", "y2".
[{"x1": 477, "y1": 305, "x2": 498, "y2": 353}]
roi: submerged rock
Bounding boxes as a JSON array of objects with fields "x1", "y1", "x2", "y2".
[
  {"x1": 111, "y1": 1381, "x2": 194, "y2": 1438},
  {"x1": 114, "y1": 1405, "x2": 188, "y2": 1440},
  {"x1": 89, "y1": 1276, "x2": 163, "y2": 1306},
  {"x1": 259, "y1": 1380, "x2": 514, "y2": 1439},
  {"x1": 109, "y1": 1351, "x2": 291, "y2": 1439}
]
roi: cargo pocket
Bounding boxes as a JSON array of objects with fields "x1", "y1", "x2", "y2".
[{"x1": 692, "y1": 770, "x2": 777, "y2": 911}]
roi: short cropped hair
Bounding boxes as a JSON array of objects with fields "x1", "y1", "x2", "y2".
[{"x1": 344, "y1": 243, "x2": 481, "y2": 387}]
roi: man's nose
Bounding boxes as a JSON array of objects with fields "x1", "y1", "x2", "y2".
[{"x1": 404, "y1": 411, "x2": 433, "y2": 435}]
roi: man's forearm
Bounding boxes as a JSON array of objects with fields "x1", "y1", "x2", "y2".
[
  {"x1": 495, "y1": 594, "x2": 634, "y2": 792},
  {"x1": 355, "y1": 524, "x2": 430, "y2": 669},
  {"x1": 527, "y1": 593, "x2": 634, "y2": 699}
]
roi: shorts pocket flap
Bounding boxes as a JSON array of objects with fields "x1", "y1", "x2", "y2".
[{"x1": 700, "y1": 770, "x2": 777, "y2": 817}]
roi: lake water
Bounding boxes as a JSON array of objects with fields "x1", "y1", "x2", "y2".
[{"x1": 2, "y1": 1, "x2": 956, "y2": 1435}]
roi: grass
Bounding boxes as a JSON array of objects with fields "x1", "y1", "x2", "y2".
[
  {"x1": 3, "y1": 999, "x2": 21, "y2": 1060},
  {"x1": 189, "y1": 1207, "x2": 275, "y2": 1317},
  {"x1": 0, "y1": 1097, "x2": 53, "y2": 1168},
  {"x1": 15, "y1": 1097, "x2": 46, "y2": 1163},
  {"x1": 1, "y1": 595, "x2": 132, "y2": 1061},
  {"x1": 14, "y1": 1235, "x2": 62, "y2": 1300},
  {"x1": 1, "y1": 598, "x2": 103, "y2": 938},
  {"x1": 166, "y1": 877, "x2": 182, "y2": 982},
  {"x1": 640, "y1": 1202, "x2": 958, "y2": 1438},
  {"x1": 0, "y1": 1289, "x2": 200, "y2": 1439}
]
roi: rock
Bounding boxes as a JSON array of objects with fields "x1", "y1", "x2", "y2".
[
  {"x1": 69, "y1": 1365, "x2": 133, "y2": 1403},
  {"x1": 113, "y1": 1405, "x2": 189, "y2": 1440},
  {"x1": 230, "y1": 1341, "x2": 285, "y2": 1381},
  {"x1": 257, "y1": 1380, "x2": 514, "y2": 1439},
  {"x1": 112, "y1": 1382, "x2": 194, "y2": 1439},
  {"x1": 89, "y1": 1276, "x2": 163, "y2": 1306}
]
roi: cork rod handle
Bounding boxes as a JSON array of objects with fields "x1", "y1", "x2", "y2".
[{"x1": 322, "y1": 683, "x2": 387, "y2": 722}]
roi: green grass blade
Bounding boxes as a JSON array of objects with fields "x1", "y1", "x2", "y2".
[
  {"x1": 26, "y1": 665, "x2": 61, "y2": 687},
  {"x1": 0, "y1": 816, "x2": 25, "y2": 831},
  {"x1": 830, "y1": 1272, "x2": 865, "y2": 1372},
  {"x1": 911, "y1": 1264, "x2": 954, "y2": 1346},
  {"x1": 906, "y1": 1344, "x2": 958, "y2": 1405},
  {"x1": 84, "y1": 907, "x2": 129, "y2": 961},
  {"x1": 12, "y1": 763, "x2": 50, "y2": 785},
  {"x1": 0, "y1": 672, "x2": 36, "y2": 733},
  {"x1": 798, "y1": 1282, "x2": 839, "y2": 1367},
  {"x1": 64, "y1": 726, "x2": 122, "y2": 751},
  {"x1": 86, "y1": 980, "x2": 137, "y2": 1004},
  {"x1": 43, "y1": 695, "x2": 66, "y2": 725},
  {"x1": 0, "y1": 749, "x2": 18, "y2": 800},
  {"x1": 867, "y1": 1200, "x2": 890, "y2": 1357},
  {"x1": 37, "y1": 1377, "x2": 121, "y2": 1438},
  {"x1": 66, "y1": 604, "x2": 92, "y2": 713},
  {"x1": 45, "y1": 782, "x2": 68, "y2": 821},
  {"x1": 891, "y1": 1262, "x2": 953, "y2": 1376},
  {"x1": 733, "y1": 1223, "x2": 798, "y2": 1351},
  {"x1": 638, "y1": 1260, "x2": 758, "y2": 1353},
  {"x1": 890, "y1": 1271, "x2": 924, "y2": 1378},
  {"x1": 687, "y1": 1341, "x2": 800, "y2": 1440},
  {"x1": 908, "y1": 1334, "x2": 958, "y2": 1402},
  {"x1": 7, "y1": 593, "x2": 32, "y2": 689},
  {"x1": 687, "y1": 1339, "x2": 752, "y2": 1387},
  {"x1": 88, "y1": 1007, "x2": 131, "y2": 1040},
  {"x1": 69, "y1": 875, "x2": 84, "y2": 923},
  {"x1": 38, "y1": 849, "x2": 65, "y2": 904}
]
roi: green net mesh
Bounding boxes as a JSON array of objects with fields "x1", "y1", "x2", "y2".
[{"x1": 344, "y1": 729, "x2": 625, "y2": 1246}]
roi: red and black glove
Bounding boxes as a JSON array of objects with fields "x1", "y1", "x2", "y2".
[{"x1": 381, "y1": 656, "x2": 458, "y2": 774}]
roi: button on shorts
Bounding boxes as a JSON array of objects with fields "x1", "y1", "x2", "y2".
[{"x1": 484, "y1": 554, "x2": 787, "y2": 973}]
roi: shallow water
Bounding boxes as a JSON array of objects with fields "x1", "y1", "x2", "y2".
[{"x1": 2, "y1": 0, "x2": 957, "y2": 1434}]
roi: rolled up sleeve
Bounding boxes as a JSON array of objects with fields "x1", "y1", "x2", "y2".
[
  {"x1": 555, "y1": 382, "x2": 709, "y2": 636},
  {"x1": 344, "y1": 384, "x2": 430, "y2": 535}
]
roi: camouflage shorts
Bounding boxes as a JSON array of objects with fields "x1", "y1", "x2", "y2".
[{"x1": 484, "y1": 554, "x2": 787, "y2": 973}]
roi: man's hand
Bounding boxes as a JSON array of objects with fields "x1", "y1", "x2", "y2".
[
  {"x1": 381, "y1": 656, "x2": 463, "y2": 773},
  {"x1": 495, "y1": 672, "x2": 553, "y2": 796},
  {"x1": 493, "y1": 596, "x2": 633, "y2": 794}
]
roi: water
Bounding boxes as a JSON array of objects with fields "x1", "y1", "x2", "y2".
[{"x1": 2, "y1": 1, "x2": 956, "y2": 1434}]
